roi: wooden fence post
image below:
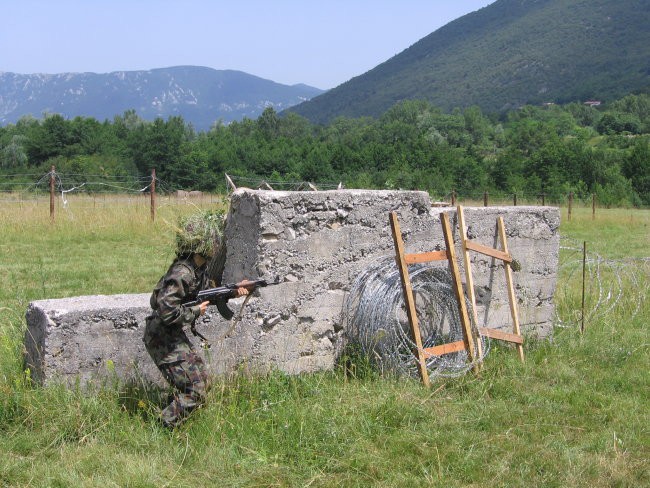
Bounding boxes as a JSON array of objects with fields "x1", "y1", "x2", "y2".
[
  {"x1": 150, "y1": 168, "x2": 156, "y2": 222},
  {"x1": 451, "y1": 189, "x2": 456, "y2": 206},
  {"x1": 483, "y1": 191, "x2": 489, "y2": 207},
  {"x1": 540, "y1": 193, "x2": 546, "y2": 206},
  {"x1": 513, "y1": 193, "x2": 517, "y2": 206},
  {"x1": 581, "y1": 241, "x2": 587, "y2": 333},
  {"x1": 568, "y1": 192, "x2": 573, "y2": 221},
  {"x1": 49, "y1": 165, "x2": 55, "y2": 223}
]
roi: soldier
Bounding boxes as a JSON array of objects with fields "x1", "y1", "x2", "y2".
[{"x1": 144, "y1": 210, "x2": 247, "y2": 428}]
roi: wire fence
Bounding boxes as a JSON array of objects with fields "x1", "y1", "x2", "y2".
[
  {"x1": 1, "y1": 172, "x2": 151, "y2": 200},
  {"x1": 0, "y1": 169, "x2": 622, "y2": 210},
  {"x1": 556, "y1": 237, "x2": 650, "y2": 329}
]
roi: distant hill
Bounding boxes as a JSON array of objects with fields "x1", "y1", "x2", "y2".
[
  {"x1": 0, "y1": 66, "x2": 324, "y2": 131},
  {"x1": 288, "y1": 0, "x2": 650, "y2": 124}
]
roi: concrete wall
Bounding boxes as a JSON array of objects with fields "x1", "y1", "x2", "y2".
[
  {"x1": 25, "y1": 294, "x2": 155, "y2": 386},
  {"x1": 24, "y1": 189, "x2": 559, "y2": 387}
]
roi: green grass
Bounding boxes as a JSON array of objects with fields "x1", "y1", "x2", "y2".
[{"x1": 1, "y1": 198, "x2": 648, "y2": 487}]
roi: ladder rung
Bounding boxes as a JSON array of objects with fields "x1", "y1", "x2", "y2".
[
  {"x1": 404, "y1": 250, "x2": 448, "y2": 264},
  {"x1": 422, "y1": 340, "x2": 467, "y2": 357},
  {"x1": 478, "y1": 327, "x2": 524, "y2": 344},
  {"x1": 465, "y1": 240, "x2": 512, "y2": 263}
]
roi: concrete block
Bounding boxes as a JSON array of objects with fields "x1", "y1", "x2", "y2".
[
  {"x1": 24, "y1": 294, "x2": 155, "y2": 386},
  {"x1": 25, "y1": 189, "x2": 560, "y2": 386}
]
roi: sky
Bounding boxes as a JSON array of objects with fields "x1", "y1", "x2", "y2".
[{"x1": 1, "y1": 1, "x2": 495, "y2": 90}]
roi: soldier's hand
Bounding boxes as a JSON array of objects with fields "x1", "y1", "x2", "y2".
[
  {"x1": 199, "y1": 301, "x2": 210, "y2": 315},
  {"x1": 236, "y1": 287, "x2": 249, "y2": 297}
]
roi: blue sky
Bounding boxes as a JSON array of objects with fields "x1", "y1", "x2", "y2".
[{"x1": 1, "y1": 1, "x2": 494, "y2": 90}]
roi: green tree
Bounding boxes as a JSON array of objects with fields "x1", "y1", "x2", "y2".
[
  {"x1": 1, "y1": 134, "x2": 28, "y2": 168},
  {"x1": 491, "y1": 148, "x2": 526, "y2": 192},
  {"x1": 621, "y1": 137, "x2": 650, "y2": 204},
  {"x1": 129, "y1": 117, "x2": 188, "y2": 180},
  {"x1": 69, "y1": 116, "x2": 105, "y2": 155},
  {"x1": 25, "y1": 114, "x2": 74, "y2": 164},
  {"x1": 257, "y1": 107, "x2": 280, "y2": 141},
  {"x1": 278, "y1": 112, "x2": 313, "y2": 140}
]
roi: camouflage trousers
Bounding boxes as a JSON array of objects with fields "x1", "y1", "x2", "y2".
[{"x1": 144, "y1": 316, "x2": 208, "y2": 428}]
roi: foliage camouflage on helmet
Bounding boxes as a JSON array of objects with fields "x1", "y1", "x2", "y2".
[{"x1": 175, "y1": 210, "x2": 226, "y2": 257}]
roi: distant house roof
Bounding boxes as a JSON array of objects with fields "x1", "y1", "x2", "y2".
[{"x1": 584, "y1": 100, "x2": 601, "y2": 106}]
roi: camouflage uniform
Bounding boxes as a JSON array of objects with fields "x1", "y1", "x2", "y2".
[{"x1": 144, "y1": 254, "x2": 211, "y2": 428}]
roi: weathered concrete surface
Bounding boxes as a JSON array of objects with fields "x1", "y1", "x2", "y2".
[
  {"x1": 25, "y1": 294, "x2": 154, "y2": 386},
  {"x1": 24, "y1": 189, "x2": 559, "y2": 387},
  {"x1": 449, "y1": 206, "x2": 560, "y2": 338}
]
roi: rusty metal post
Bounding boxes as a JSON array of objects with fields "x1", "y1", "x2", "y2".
[{"x1": 581, "y1": 241, "x2": 587, "y2": 333}]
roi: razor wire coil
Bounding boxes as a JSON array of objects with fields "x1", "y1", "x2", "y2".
[{"x1": 343, "y1": 255, "x2": 489, "y2": 379}]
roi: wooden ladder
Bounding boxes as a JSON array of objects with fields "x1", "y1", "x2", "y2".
[
  {"x1": 456, "y1": 205, "x2": 524, "y2": 363},
  {"x1": 389, "y1": 211, "x2": 478, "y2": 387}
]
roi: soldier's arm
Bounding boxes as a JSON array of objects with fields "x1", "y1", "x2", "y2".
[{"x1": 156, "y1": 267, "x2": 201, "y2": 327}]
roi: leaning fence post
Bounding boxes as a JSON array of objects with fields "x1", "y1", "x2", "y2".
[
  {"x1": 150, "y1": 168, "x2": 156, "y2": 222},
  {"x1": 225, "y1": 173, "x2": 237, "y2": 192},
  {"x1": 49, "y1": 165, "x2": 55, "y2": 223}
]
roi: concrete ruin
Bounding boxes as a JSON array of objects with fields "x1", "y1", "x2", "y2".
[{"x1": 25, "y1": 189, "x2": 560, "y2": 387}]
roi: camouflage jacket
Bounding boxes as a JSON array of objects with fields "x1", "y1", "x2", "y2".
[{"x1": 149, "y1": 254, "x2": 210, "y2": 329}]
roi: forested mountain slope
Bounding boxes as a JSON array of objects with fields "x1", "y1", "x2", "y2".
[{"x1": 289, "y1": 0, "x2": 650, "y2": 124}]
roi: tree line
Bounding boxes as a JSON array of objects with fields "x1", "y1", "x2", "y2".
[{"x1": 1, "y1": 94, "x2": 648, "y2": 206}]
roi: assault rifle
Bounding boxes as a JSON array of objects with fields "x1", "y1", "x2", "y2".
[{"x1": 185, "y1": 277, "x2": 282, "y2": 321}]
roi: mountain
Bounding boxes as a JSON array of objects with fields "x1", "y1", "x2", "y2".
[
  {"x1": 288, "y1": 0, "x2": 650, "y2": 124},
  {"x1": 0, "y1": 66, "x2": 324, "y2": 131}
]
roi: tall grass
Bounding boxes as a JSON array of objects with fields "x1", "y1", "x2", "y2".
[{"x1": 1, "y1": 198, "x2": 648, "y2": 487}]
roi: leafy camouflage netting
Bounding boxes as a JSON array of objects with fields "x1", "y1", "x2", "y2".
[{"x1": 175, "y1": 210, "x2": 226, "y2": 257}]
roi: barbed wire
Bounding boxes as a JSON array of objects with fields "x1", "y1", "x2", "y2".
[
  {"x1": 1, "y1": 170, "x2": 645, "y2": 209},
  {"x1": 153, "y1": 178, "x2": 180, "y2": 195},
  {"x1": 0, "y1": 170, "x2": 154, "y2": 200},
  {"x1": 556, "y1": 236, "x2": 649, "y2": 327},
  {"x1": 226, "y1": 175, "x2": 576, "y2": 203},
  {"x1": 225, "y1": 174, "x2": 342, "y2": 192},
  {"x1": 344, "y1": 237, "x2": 649, "y2": 379},
  {"x1": 343, "y1": 256, "x2": 489, "y2": 379}
]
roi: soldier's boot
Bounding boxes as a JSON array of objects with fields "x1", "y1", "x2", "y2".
[{"x1": 160, "y1": 392, "x2": 203, "y2": 428}]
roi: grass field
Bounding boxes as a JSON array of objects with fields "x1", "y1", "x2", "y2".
[{"x1": 1, "y1": 196, "x2": 648, "y2": 487}]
